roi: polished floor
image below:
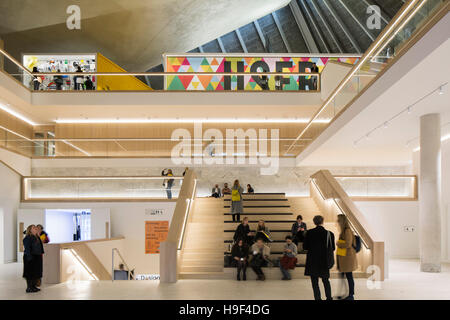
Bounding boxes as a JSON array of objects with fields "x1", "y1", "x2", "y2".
[{"x1": 1, "y1": 259, "x2": 450, "y2": 300}]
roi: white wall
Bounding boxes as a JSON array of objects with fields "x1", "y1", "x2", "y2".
[
  {"x1": 0, "y1": 210, "x2": 3, "y2": 263},
  {"x1": 45, "y1": 210, "x2": 74, "y2": 243},
  {"x1": 20, "y1": 201, "x2": 176, "y2": 274},
  {"x1": 0, "y1": 162, "x2": 21, "y2": 262},
  {"x1": 91, "y1": 208, "x2": 110, "y2": 240},
  {"x1": 356, "y1": 201, "x2": 420, "y2": 259}
]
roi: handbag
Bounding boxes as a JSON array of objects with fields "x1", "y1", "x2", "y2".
[
  {"x1": 326, "y1": 231, "x2": 335, "y2": 269},
  {"x1": 336, "y1": 240, "x2": 347, "y2": 257}
]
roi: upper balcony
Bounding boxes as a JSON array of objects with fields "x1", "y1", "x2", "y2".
[{"x1": 0, "y1": 0, "x2": 447, "y2": 160}]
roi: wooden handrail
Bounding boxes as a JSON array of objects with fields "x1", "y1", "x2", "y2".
[
  {"x1": 165, "y1": 169, "x2": 197, "y2": 248},
  {"x1": 310, "y1": 170, "x2": 385, "y2": 280},
  {"x1": 160, "y1": 169, "x2": 197, "y2": 283}
]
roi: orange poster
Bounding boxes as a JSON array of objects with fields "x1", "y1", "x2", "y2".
[{"x1": 145, "y1": 221, "x2": 169, "y2": 254}]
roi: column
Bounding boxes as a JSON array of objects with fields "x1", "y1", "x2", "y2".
[{"x1": 419, "y1": 113, "x2": 442, "y2": 272}]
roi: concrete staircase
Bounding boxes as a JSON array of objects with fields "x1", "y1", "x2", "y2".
[{"x1": 179, "y1": 193, "x2": 363, "y2": 280}]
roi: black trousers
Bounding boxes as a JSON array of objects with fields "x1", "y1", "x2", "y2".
[
  {"x1": 232, "y1": 213, "x2": 240, "y2": 222},
  {"x1": 236, "y1": 261, "x2": 247, "y2": 278},
  {"x1": 252, "y1": 266, "x2": 264, "y2": 277},
  {"x1": 342, "y1": 272, "x2": 355, "y2": 296},
  {"x1": 310, "y1": 276, "x2": 332, "y2": 300}
]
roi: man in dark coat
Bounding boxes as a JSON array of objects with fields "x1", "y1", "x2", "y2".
[{"x1": 303, "y1": 215, "x2": 335, "y2": 300}]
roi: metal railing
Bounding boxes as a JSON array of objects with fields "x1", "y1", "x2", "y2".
[{"x1": 112, "y1": 247, "x2": 133, "y2": 281}]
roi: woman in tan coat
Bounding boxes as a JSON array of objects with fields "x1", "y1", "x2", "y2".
[{"x1": 336, "y1": 214, "x2": 358, "y2": 300}]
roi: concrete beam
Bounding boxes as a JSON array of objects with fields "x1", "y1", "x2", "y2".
[
  {"x1": 271, "y1": 11, "x2": 292, "y2": 52},
  {"x1": 308, "y1": 0, "x2": 344, "y2": 53},
  {"x1": 298, "y1": 0, "x2": 330, "y2": 53},
  {"x1": 323, "y1": 0, "x2": 362, "y2": 53},
  {"x1": 338, "y1": 0, "x2": 375, "y2": 41},
  {"x1": 217, "y1": 37, "x2": 226, "y2": 53},
  {"x1": 235, "y1": 29, "x2": 248, "y2": 53},
  {"x1": 289, "y1": 1, "x2": 320, "y2": 53}
]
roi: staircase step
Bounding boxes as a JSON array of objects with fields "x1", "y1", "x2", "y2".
[
  {"x1": 224, "y1": 198, "x2": 288, "y2": 202},
  {"x1": 181, "y1": 266, "x2": 224, "y2": 273},
  {"x1": 224, "y1": 205, "x2": 290, "y2": 208}
]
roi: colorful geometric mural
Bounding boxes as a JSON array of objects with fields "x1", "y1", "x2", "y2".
[{"x1": 165, "y1": 56, "x2": 359, "y2": 91}]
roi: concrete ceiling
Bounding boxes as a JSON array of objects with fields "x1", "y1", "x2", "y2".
[
  {"x1": 298, "y1": 27, "x2": 450, "y2": 167},
  {"x1": 0, "y1": 0, "x2": 290, "y2": 71}
]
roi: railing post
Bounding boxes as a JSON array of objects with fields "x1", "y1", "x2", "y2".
[
  {"x1": 111, "y1": 248, "x2": 114, "y2": 282},
  {"x1": 159, "y1": 241, "x2": 178, "y2": 283}
]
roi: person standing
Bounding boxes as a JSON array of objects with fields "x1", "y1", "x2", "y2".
[
  {"x1": 336, "y1": 214, "x2": 358, "y2": 300},
  {"x1": 161, "y1": 168, "x2": 174, "y2": 199},
  {"x1": 291, "y1": 215, "x2": 307, "y2": 247},
  {"x1": 54, "y1": 69, "x2": 64, "y2": 90},
  {"x1": 230, "y1": 180, "x2": 244, "y2": 222},
  {"x1": 74, "y1": 66, "x2": 83, "y2": 90},
  {"x1": 23, "y1": 225, "x2": 44, "y2": 293},
  {"x1": 311, "y1": 62, "x2": 319, "y2": 90},
  {"x1": 36, "y1": 224, "x2": 50, "y2": 243},
  {"x1": 303, "y1": 215, "x2": 335, "y2": 301},
  {"x1": 32, "y1": 67, "x2": 41, "y2": 91},
  {"x1": 84, "y1": 76, "x2": 94, "y2": 90},
  {"x1": 275, "y1": 76, "x2": 282, "y2": 91},
  {"x1": 231, "y1": 239, "x2": 249, "y2": 281},
  {"x1": 247, "y1": 184, "x2": 254, "y2": 194},
  {"x1": 279, "y1": 236, "x2": 298, "y2": 280}
]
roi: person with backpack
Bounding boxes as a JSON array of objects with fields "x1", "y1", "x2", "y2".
[
  {"x1": 230, "y1": 180, "x2": 244, "y2": 222},
  {"x1": 336, "y1": 214, "x2": 358, "y2": 300},
  {"x1": 161, "y1": 168, "x2": 174, "y2": 199},
  {"x1": 303, "y1": 215, "x2": 335, "y2": 300}
]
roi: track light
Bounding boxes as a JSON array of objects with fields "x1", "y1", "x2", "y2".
[
  {"x1": 383, "y1": 121, "x2": 389, "y2": 129},
  {"x1": 407, "y1": 107, "x2": 412, "y2": 114},
  {"x1": 439, "y1": 86, "x2": 444, "y2": 95}
]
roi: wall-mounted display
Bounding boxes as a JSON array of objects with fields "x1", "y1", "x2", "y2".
[
  {"x1": 22, "y1": 53, "x2": 97, "y2": 90},
  {"x1": 145, "y1": 221, "x2": 169, "y2": 254},
  {"x1": 164, "y1": 54, "x2": 360, "y2": 91}
]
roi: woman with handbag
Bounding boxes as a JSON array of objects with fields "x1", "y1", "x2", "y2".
[
  {"x1": 23, "y1": 225, "x2": 44, "y2": 293},
  {"x1": 230, "y1": 180, "x2": 244, "y2": 222},
  {"x1": 336, "y1": 214, "x2": 358, "y2": 300}
]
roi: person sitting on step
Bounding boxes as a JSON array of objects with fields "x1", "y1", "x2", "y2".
[
  {"x1": 279, "y1": 235, "x2": 298, "y2": 281},
  {"x1": 254, "y1": 220, "x2": 272, "y2": 243},
  {"x1": 291, "y1": 215, "x2": 307, "y2": 248},
  {"x1": 233, "y1": 217, "x2": 254, "y2": 246},
  {"x1": 231, "y1": 239, "x2": 249, "y2": 281},
  {"x1": 249, "y1": 239, "x2": 271, "y2": 281}
]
